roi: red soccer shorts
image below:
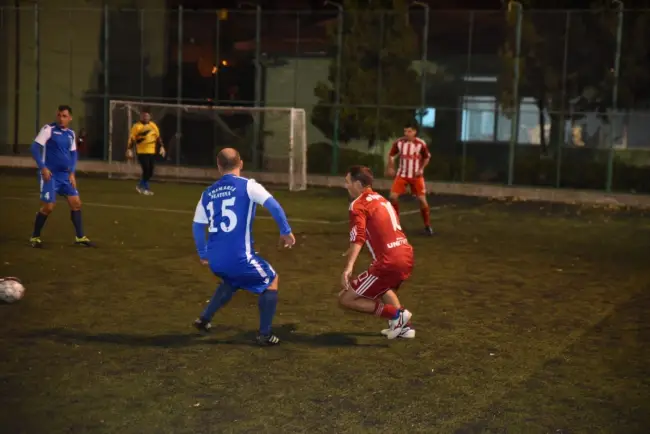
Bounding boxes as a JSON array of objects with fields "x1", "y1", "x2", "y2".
[
  {"x1": 391, "y1": 176, "x2": 426, "y2": 197},
  {"x1": 348, "y1": 265, "x2": 412, "y2": 300}
]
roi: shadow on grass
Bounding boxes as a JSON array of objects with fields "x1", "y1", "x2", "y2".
[{"x1": 21, "y1": 323, "x2": 388, "y2": 348}]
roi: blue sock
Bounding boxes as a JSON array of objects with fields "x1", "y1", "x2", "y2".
[
  {"x1": 70, "y1": 210, "x2": 84, "y2": 238},
  {"x1": 200, "y1": 283, "x2": 235, "y2": 322},
  {"x1": 144, "y1": 180, "x2": 150, "y2": 190},
  {"x1": 258, "y1": 290, "x2": 278, "y2": 336},
  {"x1": 138, "y1": 179, "x2": 146, "y2": 188},
  {"x1": 32, "y1": 212, "x2": 48, "y2": 237}
]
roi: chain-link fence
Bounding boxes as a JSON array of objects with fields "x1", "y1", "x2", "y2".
[{"x1": 1, "y1": 5, "x2": 649, "y2": 193}]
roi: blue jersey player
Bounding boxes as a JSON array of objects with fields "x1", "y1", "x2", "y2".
[
  {"x1": 192, "y1": 148, "x2": 295, "y2": 345},
  {"x1": 29, "y1": 105, "x2": 94, "y2": 248}
]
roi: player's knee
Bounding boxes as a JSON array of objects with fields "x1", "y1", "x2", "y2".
[
  {"x1": 69, "y1": 198, "x2": 82, "y2": 211},
  {"x1": 417, "y1": 195, "x2": 428, "y2": 206},
  {"x1": 338, "y1": 290, "x2": 355, "y2": 309},
  {"x1": 40, "y1": 203, "x2": 55, "y2": 215},
  {"x1": 389, "y1": 194, "x2": 399, "y2": 203}
]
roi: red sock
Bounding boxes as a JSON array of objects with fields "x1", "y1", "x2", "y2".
[
  {"x1": 420, "y1": 205, "x2": 430, "y2": 227},
  {"x1": 374, "y1": 302, "x2": 399, "y2": 319},
  {"x1": 390, "y1": 200, "x2": 400, "y2": 216}
]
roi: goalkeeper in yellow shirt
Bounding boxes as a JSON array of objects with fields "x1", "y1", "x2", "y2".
[{"x1": 126, "y1": 110, "x2": 166, "y2": 195}]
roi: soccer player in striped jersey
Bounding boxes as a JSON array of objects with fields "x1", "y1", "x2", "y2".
[
  {"x1": 192, "y1": 148, "x2": 296, "y2": 345},
  {"x1": 29, "y1": 105, "x2": 94, "y2": 248},
  {"x1": 385, "y1": 124, "x2": 434, "y2": 235},
  {"x1": 340, "y1": 165, "x2": 415, "y2": 339}
]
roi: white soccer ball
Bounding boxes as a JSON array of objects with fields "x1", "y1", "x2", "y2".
[{"x1": 0, "y1": 277, "x2": 25, "y2": 303}]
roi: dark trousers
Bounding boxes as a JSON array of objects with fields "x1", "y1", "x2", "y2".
[{"x1": 138, "y1": 154, "x2": 155, "y2": 186}]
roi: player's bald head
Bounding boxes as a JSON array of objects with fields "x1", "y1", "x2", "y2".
[{"x1": 217, "y1": 148, "x2": 242, "y2": 172}]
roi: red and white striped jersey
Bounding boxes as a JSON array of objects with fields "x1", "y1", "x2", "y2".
[{"x1": 389, "y1": 137, "x2": 431, "y2": 179}]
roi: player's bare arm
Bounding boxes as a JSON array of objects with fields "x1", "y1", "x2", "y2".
[
  {"x1": 41, "y1": 167, "x2": 52, "y2": 182},
  {"x1": 126, "y1": 133, "x2": 136, "y2": 159},
  {"x1": 279, "y1": 233, "x2": 296, "y2": 249},
  {"x1": 157, "y1": 134, "x2": 166, "y2": 158},
  {"x1": 385, "y1": 142, "x2": 399, "y2": 177},
  {"x1": 341, "y1": 242, "x2": 363, "y2": 290}
]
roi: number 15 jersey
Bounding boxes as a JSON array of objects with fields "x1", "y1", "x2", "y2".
[
  {"x1": 349, "y1": 189, "x2": 414, "y2": 273},
  {"x1": 193, "y1": 174, "x2": 272, "y2": 264}
]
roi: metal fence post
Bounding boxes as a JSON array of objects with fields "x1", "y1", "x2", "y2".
[
  {"x1": 462, "y1": 11, "x2": 474, "y2": 182},
  {"x1": 556, "y1": 11, "x2": 571, "y2": 188},
  {"x1": 294, "y1": 11, "x2": 300, "y2": 107},
  {"x1": 12, "y1": 2, "x2": 21, "y2": 153},
  {"x1": 507, "y1": 1, "x2": 522, "y2": 186},
  {"x1": 103, "y1": 3, "x2": 109, "y2": 160},
  {"x1": 254, "y1": 5, "x2": 262, "y2": 170},
  {"x1": 176, "y1": 5, "x2": 183, "y2": 167},
  {"x1": 412, "y1": 2, "x2": 429, "y2": 127},
  {"x1": 139, "y1": 8, "x2": 144, "y2": 100},
  {"x1": 374, "y1": 11, "x2": 385, "y2": 158},
  {"x1": 606, "y1": 1, "x2": 623, "y2": 192},
  {"x1": 213, "y1": 10, "x2": 221, "y2": 163},
  {"x1": 34, "y1": 3, "x2": 40, "y2": 133},
  {"x1": 325, "y1": 1, "x2": 343, "y2": 175}
]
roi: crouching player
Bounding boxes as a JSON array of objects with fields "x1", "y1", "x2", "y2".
[
  {"x1": 29, "y1": 105, "x2": 94, "y2": 248},
  {"x1": 192, "y1": 148, "x2": 296, "y2": 346},
  {"x1": 339, "y1": 165, "x2": 415, "y2": 339}
]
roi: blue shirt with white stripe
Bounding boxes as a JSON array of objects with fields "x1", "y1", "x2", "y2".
[
  {"x1": 31, "y1": 123, "x2": 77, "y2": 173},
  {"x1": 193, "y1": 174, "x2": 291, "y2": 263}
]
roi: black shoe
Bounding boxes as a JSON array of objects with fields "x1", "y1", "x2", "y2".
[
  {"x1": 256, "y1": 333, "x2": 280, "y2": 346},
  {"x1": 193, "y1": 318, "x2": 212, "y2": 333},
  {"x1": 424, "y1": 226, "x2": 434, "y2": 236}
]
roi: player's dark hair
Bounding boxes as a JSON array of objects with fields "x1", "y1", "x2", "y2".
[
  {"x1": 348, "y1": 165, "x2": 374, "y2": 187},
  {"x1": 141, "y1": 107, "x2": 151, "y2": 114},
  {"x1": 404, "y1": 123, "x2": 418, "y2": 131},
  {"x1": 58, "y1": 105, "x2": 72, "y2": 115},
  {"x1": 217, "y1": 149, "x2": 241, "y2": 171}
]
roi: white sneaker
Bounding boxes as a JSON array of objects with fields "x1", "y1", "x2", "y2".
[
  {"x1": 143, "y1": 189, "x2": 154, "y2": 196},
  {"x1": 381, "y1": 326, "x2": 416, "y2": 339},
  {"x1": 386, "y1": 309, "x2": 412, "y2": 340},
  {"x1": 136, "y1": 186, "x2": 144, "y2": 194}
]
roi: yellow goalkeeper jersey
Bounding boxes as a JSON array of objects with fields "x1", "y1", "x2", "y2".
[{"x1": 129, "y1": 121, "x2": 160, "y2": 155}]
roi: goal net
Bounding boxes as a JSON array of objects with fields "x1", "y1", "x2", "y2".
[{"x1": 108, "y1": 100, "x2": 307, "y2": 191}]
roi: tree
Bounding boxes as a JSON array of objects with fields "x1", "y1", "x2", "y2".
[
  {"x1": 312, "y1": 0, "x2": 421, "y2": 148},
  {"x1": 498, "y1": 1, "x2": 650, "y2": 153}
]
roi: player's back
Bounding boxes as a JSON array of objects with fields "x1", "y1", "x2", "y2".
[
  {"x1": 351, "y1": 190, "x2": 413, "y2": 269},
  {"x1": 198, "y1": 174, "x2": 259, "y2": 264}
]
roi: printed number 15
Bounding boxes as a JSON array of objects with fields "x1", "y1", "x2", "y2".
[{"x1": 206, "y1": 198, "x2": 238, "y2": 233}]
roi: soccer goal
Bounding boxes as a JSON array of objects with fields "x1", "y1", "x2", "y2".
[{"x1": 108, "y1": 100, "x2": 308, "y2": 191}]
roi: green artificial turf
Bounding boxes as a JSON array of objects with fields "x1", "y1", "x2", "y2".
[{"x1": 1, "y1": 172, "x2": 649, "y2": 434}]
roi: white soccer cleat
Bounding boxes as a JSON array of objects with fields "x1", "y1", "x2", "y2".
[
  {"x1": 381, "y1": 325, "x2": 415, "y2": 339},
  {"x1": 136, "y1": 186, "x2": 144, "y2": 194},
  {"x1": 143, "y1": 190, "x2": 154, "y2": 196},
  {"x1": 386, "y1": 309, "x2": 412, "y2": 340}
]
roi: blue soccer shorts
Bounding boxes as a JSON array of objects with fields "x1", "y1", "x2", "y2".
[
  {"x1": 210, "y1": 255, "x2": 276, "y2": 295},
  {"x1": 40, "y1": 171, "x2": 78, "y2": 203}
]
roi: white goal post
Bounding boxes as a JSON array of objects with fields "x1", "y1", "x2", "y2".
[{"x1": 108, "y1": 100, "x2": 308, "y2": 191}]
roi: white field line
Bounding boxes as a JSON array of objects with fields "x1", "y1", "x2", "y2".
[
  {"x1": 2, "y1": 196, "x2": 439, "y2": 225},
  {"x1": 1, "y1": 196, "x2": 344, "y2": 225}
]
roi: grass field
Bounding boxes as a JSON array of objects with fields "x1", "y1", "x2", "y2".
[{"x1": 1, "y1": 171, "x2": 650, "y2": 434}]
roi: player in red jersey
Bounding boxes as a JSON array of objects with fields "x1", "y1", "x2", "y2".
[
  {"x1": 339, "y1": 165, "x2": 415, "y2": 339},
  {"x1": 385, "y1": 124, "x2": 433, "y2": 235}
]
